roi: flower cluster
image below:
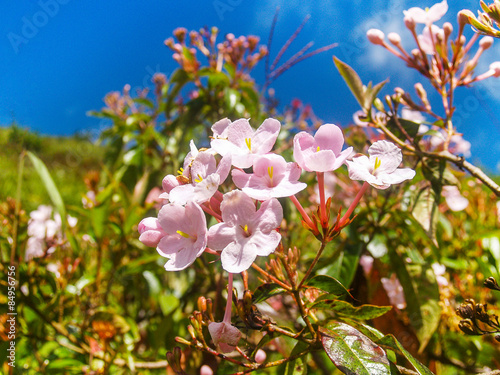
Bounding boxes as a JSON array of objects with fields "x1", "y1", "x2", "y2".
[{"x1": 138, "y1": 117, "x2": 415, "y2": 353}]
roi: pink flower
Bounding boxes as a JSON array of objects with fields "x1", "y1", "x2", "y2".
[
  {"x1": 168, "y1": 151, "x2": 231, "y2": 205},
  {"x1": 138, "y1": 217, "x2": 166, "y2": 247},
  {"x1": 207, "y1": 190, "x2": 282, "y2": 273},
  {"x1": 432, "y1": 263, "x2": 449, "y2": 288},
  {"x1": 381, "y1": 274, "x2": 406, "y2": 309},
  {"x1": 403, "y1": 0, "x2": 448, "y2": 25},
  {"x1": 210, "y1": 118, "x2": 281, "y2": 168},
  {"x1": 232, "y1": 154, "x2": 307, "y2": 201},
  {"x1": 442, "y1": 185, "x2": 469, "y2": 212},
  {"x1": 417, "y1": 25, "x2": 442, "y2": 54},
  {"x1": 156, "y1": 201, "x2": 207, "y2": 271},
  {"x1": 208, "y1": 321, "x2": 242, "y2": 353},
  {"x1": 293, "y1": 123, "x2": 353, "y2": 172},
  {"x1": 346, "y1": 140, "x2": 416, "y2": 189}
]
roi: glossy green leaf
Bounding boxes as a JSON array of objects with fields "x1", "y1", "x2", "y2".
[
  {"x1": 377, "y1": 335, "x2": 434, "y2": 375},
  {"x1": 320, "y1": 322, "x2": 391, "y2": 375},
  {"x1": 305, "y1": 274, "x2": 350, "y2": 298},
  {"x1": 253, "y1": 283, "x2": 287, "y2": 304},
  {"x1": 389, "y1": 250, "x2": 441, "y2": 352},
  {"x1": 45, "y1": 358, "x2": 86, "y2": 372},
  {"x1": 311, "y1": 300, "x2": 392, "y2": 320}
]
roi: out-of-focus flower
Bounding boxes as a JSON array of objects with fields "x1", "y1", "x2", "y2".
[
  {"x1": 293, "y1": 123, "x2": 352, "y2": 172},
  {"x1": 432, "y1": 263, "x2": 449, "y2": 288},
  {"x1": 208, "y1": 321, "x2": 241, "y2": 353},
  {"x1": 429, "y1": 130, "x2": 471, "y2": 157},
  {"x1": 417, "y1": 25, "x2": 442, "y2": 54},
  {"x1": 210, "y1": 118, "x2": 281, "y2": 169},
  {"x1": 207, "y1": 190, "x2": 282, "y2": 273},
  {"x1": 25, "y1": 205, "x2": 77, "y2": 261},
  {"x1": 403, "y1": 0, "x2": 448, "y2": 25},
  {"x1": 346, "y1": 140, "x2": 416, "y2": 189},
  {"x1": 359, "y1": 255, "x2": 374, "y2": 276},
  {"x1": 442, "y1": 185, "x2": 469, "y2": 211},
  {"x1": 232, "y1": 154, "x2": 307, "y2": 201},
  {"x1": 381, "y1": 274, "x2": 406, "y2": 309},
  {"x1": 156, "y1": 202, "x2": 207, "y2": 271}
]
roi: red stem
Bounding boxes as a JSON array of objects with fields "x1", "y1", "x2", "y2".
[{"x1": 339, "y1": 182, "x2": 369, "y2": 227}]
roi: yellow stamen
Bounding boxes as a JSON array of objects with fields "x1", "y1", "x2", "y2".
[
  {"x1": 245, "y1": 138, "x2": 252, "y2": 151},
  {"x1": 268, "y1": 166, "x2": 274, "y2": 179},
  {"x1": 317, "y1": 146, "x2": 320, "y2": 152},
  {"x1": 425, "y1": 7, "x2": 430, "y2": 11},
  {"x1": 177, "y1": 167, "x2": 184, "y2": 175},
  {"x1": 176, "y1": 230, "x2": 190, "y2": 238},
  {"x1": 374, "y1": 157, "x2": 382, "y2": 171},
  {"x1": 194, "y1": 174, "x2": 203, "y2": 183}
]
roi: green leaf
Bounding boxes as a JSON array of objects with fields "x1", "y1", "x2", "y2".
[
  {"x1": 284, "y1": 341, "x2": 308, "y2": 375},
  {"x1": 320, "y1": 322, "x2": 391, "y2": 375},
  {"x1": 386, "y1": 117, "x2": 420, "y2": 141},
  {"x1": 253, "y1": 283, "x2": 287, "y2": 304},
  {"x1": 412, "y1": 185, "x2": 438, "y2": 240},
  {"x1": 305, "y1": 275, "x2": 351, "y2": 298},
  {"x1": 377, "y1": 335, "x2": 434, "y2": 375},
  {"x1": 46, "y1": 358, "x2": 86, "y2": 372},
  {"x1": 334, "y1": 56, "x2": 365, "y2": 110},
  {"x1": 311, "y1": 300, "x2": 392, "y2": 320},
  {"x1": 389, "y1": 250, "x2": 441, "y2": 352},
  {"x1": 143, "y1": 270, "x2": 161, "y2": 296},
  {"x1": 365, "y1": 79, "x2": 388, "y2": 110},
  {"x1": 159, "y1": 293, "x2": 180, "y2": 316},
  {"x1": 27, "y1": 151, "x2": 67, "y2": 229}
]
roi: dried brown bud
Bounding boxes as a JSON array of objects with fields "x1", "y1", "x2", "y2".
[
  {"x1": 456, "y1": 303, "x2": 474, "y2": 319},
  {"x1": 458, "y1": 319, "x2": 478, "y2": 335},
  {"x1": 475, "y1": 303, "x2": 491, "y2": 323},
  {"x1": 484, "y1": 276, "x2": 500, "y2": 290}
]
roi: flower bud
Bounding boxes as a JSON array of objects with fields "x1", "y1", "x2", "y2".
[
  {"x1": 458, "y1": 319, "x2": 477, "y2": 335},
  {"x1": 457, "y1": 10, "x2": 474, "y2": 28},
  {"x1": 443, "y1": 22, "x2": 453, "y2": 37},
  {"x1": 480, "y1": 36, "x2": 494, "y2": 50},
  {"x1": 490, "y1": 61, "x2": 500, "y2": 77},
  {"x1": 484, "y1": 276, "x2": 500, "y2": 290},
  {"x1": 173, "y1": 27, "x2": 188, "y2": 44},
  {"x1": 388, "y1": 32, "x2": 401, "y2": 45},
  {"x1": 404, "y1": 15, "x2": 416, "y2": 30},
  {"x1": 200, "y1": 365, "x2": 214, "y2": 375},
  {"x1": 255, "y1": 349, "x2": 267, "y2": 364},
  {"x1": 367, "y1": 29, "x2": 385, "y2": 45}
]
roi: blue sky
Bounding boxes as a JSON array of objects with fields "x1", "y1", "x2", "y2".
[{"x1": 2, "y1": 0, "x2": 499, "y2": 172}]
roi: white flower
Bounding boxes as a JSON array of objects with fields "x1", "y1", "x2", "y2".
[
  {"x1": 403, "y1": 0, "x2": 448, "y2": 25},
  {"x1": 346, "y1": 141, "x2": 416, "y2": 189}
]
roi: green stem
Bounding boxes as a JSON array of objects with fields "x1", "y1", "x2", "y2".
[
  {"x1": 11, "y1": 150, "x2": 25, "y2": 266},
  {"x1": 297, "y1": 240, "x2": 327, "y2": 289}
]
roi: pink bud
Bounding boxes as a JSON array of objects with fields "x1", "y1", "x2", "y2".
[
  {"x1": 480, "y1": 36, "x2": 494, "y2": 50},
  {"x1": 387, "y1": 32, "x2": 401, "y2": 45},
  {"x1": 490, "y1": 62, "x2": 500, "y2": 77},
  {"x1": 366, "y1": 29, "x2": 385, "y2": 45},
  {"x1": 200, "y1": 365, "x2": 214, "y2": 375},
  {"x1": 255, "y1": 349, "x2": 267, "y2": 364},
  {"x1": 404, "y1": 15, "x2": 416, "y2": 30}
]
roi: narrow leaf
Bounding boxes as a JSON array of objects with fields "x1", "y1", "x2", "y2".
[
  {"x1": 253, "y1": 283, "x2": 286, "y2": 304},
  {"x1": 377, "y1": 335, "x2": 434, "y2": 375},
  {"x1": 334, "y1": 56, "x2": 365, "y2": 109}
]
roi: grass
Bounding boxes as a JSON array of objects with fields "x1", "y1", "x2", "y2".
[{"x1": 0, "y1": 125, "x2": 105, "y2": 213}]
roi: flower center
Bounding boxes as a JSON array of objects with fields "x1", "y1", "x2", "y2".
[
  {"x1": 267, "y1": 166, "x2": 274, "y2": 186},
  {"x1": 176, "y1": 230, "x2": 191, "y2": 239},
  {"x1": 245, "y1": 138, "x2": 252, "y2": 152},
  {"x1": 316, "y1": 146, "x2": 320, "y2": 152},
  {"x1": 239, "y1": 224, "x2": 251, "y2": 237},
  {"x1": 372, "y1": 157, "x2": 382, "y2": 176}
]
